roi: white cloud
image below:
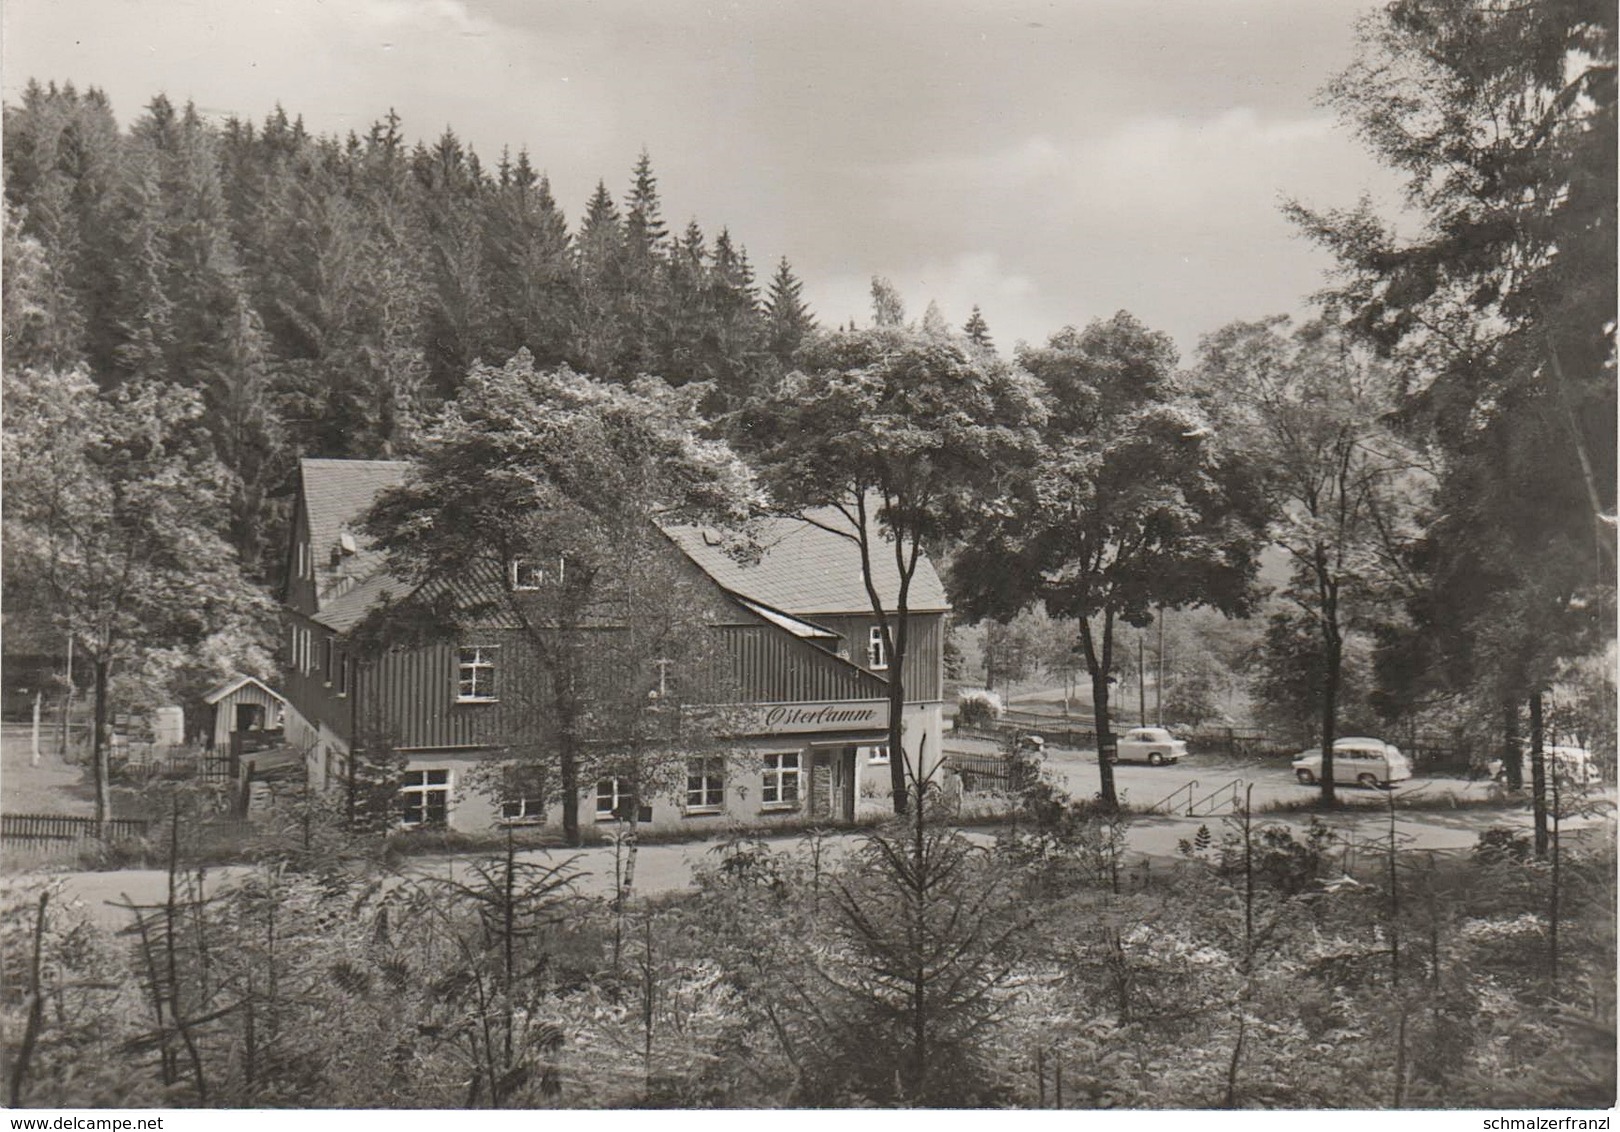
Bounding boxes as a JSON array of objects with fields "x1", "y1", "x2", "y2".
[{"x1": 832, "y1": 108, "x2": 1404, "y2": 353}]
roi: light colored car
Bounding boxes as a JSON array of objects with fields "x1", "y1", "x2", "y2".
[
  {"x1": 1292, "y1": 737, "x2": 1411, "y2": 788},
  {"x1": 1486, "y1": 746, "x2": 1602, "y2": 787},
  {"x1": 1112, "y1": 726, "x2": 1187, "y2": 766}
]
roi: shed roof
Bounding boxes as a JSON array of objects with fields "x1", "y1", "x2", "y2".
[{"x1": 203, "y1": 674, "x2": 288, "y2": 706}]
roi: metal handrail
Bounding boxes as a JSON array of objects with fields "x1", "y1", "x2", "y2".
[
  {"x1": 1149, "y1": 779, "x2": 1198, "y2": 815},
  {"x1": 1188, "y1": 778, "x2": 1245, "y2": 817}
]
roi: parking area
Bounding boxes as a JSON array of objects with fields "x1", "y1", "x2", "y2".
[{"x1": 945, "y1": 730, "x2": 1515, "y2": 813}]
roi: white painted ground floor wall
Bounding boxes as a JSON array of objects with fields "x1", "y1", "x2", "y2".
[{"x1": 290, "y1": 702, "x2": 944, "y2": 838}]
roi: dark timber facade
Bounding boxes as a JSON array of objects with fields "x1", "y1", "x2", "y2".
[{"x1": 280, "y1": 458, "x2": 948, "y2": 834}]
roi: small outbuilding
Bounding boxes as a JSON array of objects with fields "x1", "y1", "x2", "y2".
[{"x1": 201, "y1": 674, "x2": 287, "y2": 756}]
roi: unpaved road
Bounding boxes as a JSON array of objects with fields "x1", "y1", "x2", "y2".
[
  {"x1": 7, "y1": 723, "x2": 1606, "y2": 929},
  {"x1": 12, "y1": 802, "x2": 1606, "y2": 931}
]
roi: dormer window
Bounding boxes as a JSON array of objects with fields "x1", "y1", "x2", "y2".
[
  {"x1": 868, "y1": 625, "x2": 888, "y2": 670},
  {"x1": 511, "y1": 557, "x2": 544, "y2": 591}
]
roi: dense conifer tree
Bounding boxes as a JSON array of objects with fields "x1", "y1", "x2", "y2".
[
  {"x1": 962, "y1": 305, "x2": 993, "y2": 352},
  {"x1": 762, "y1": 256, "x2": 815, "y2": 368}
]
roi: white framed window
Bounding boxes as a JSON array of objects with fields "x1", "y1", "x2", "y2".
[
  {"x1": 761, "y1": 752, "x2": 802, "y2": 808},
  {"x1": 323, "y1": 637, "x2": 335, "y2": 685},
  {"x1": 685, "y1": 757, "x2": 725, "y2": 813},
  {"x1": 457, "y1": 646, "x2": 498, "y2": 702},
  {"x1": 401, "y1": 768, "x2": 450, "y2": 827},
  {"x1": 596, "y1": 777, "x2": 632, "y2": 821},
  {"x1": 862, "y1": 745, "x2": 891, "y2": 765},
  {"x1": 337, "y1": 653, "x2": 350, "y2": 697},
  {"x1": 868, "y1": 625, "x2": 888, "y2": 670},
  {"x1": 500, "y1": 796, "x2": 545, "y2": 823},
  {"x1": 510, "y1": 557, "x2": 545, "y2": 591}
]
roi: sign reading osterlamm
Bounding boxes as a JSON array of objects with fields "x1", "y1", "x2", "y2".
[
  {"x1": 734, "y1": 700, "x2": 890, "y2": 735},
  {"x1": 686, "y1": 700, "x2": 890, "y2": 736}
]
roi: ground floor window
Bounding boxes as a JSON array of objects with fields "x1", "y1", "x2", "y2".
[
  {"x1": 862, "y1": 745, "x2": 890, "y2": 764},
  {"x1": 596, "y1": 777, "x2": 632, "y2": 821},
  {"x1": 500, "y1": 797, "x2": 545, "y2": 823},
  {"x1": 401, "y1": 768, "x2": 450, "y2": 826},
  {"x1": 685, "y1": 757, "x2": 725, "y2": 813},
  {"x1": 761, "y1": 751, "x2": 801, "y2": 808},
  {"x1": 500, "y1": 764, "x2": 546, "y2": 824}
]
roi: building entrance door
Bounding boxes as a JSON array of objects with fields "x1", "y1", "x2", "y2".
[{"x1": 826, "y1": 744, "x2": 856, "y2": 822}]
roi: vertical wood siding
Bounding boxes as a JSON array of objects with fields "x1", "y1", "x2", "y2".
[
  {"x1": 366, "y1": 637, "x2": 520, "y2": 750},
  {"x1": 720, "y1": 625, "x2": 889, "y2": 703},
  {"x1": 793, "y1": 612, "x2": 944, "y2": 702},
  {"x1": 286, "y1": 609, "x2": 944, "y2": 755}
]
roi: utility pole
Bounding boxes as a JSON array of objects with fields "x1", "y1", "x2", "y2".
[
  {"x1": 58, "y1": 634, "x2": 74, "y2": 758},
  {"x1": 30, "y1": 691, "x2": 42, "y2": 767},
  {"x1": 1137, "y1": 634, "x2": 1147, "y2": 726},
  {"x1": 1156, "y1": 610, "x2": 1165, "y2": 726}
]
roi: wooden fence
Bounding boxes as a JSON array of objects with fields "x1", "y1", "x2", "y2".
[
  {"x1": 944, "y1": 751, "x2": 1036, "y2": 795},
  {"x1": 1, "y1": 813, "x2": 150, "y2": 844},
  {"x1": 113, "y1": 744, "x2": 233, "y2": 782}
]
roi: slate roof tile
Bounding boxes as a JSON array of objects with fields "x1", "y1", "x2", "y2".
[
  {"x1": 663, "y1": 513, "x2": 950, "y2": 615},
  {"x1": 300, "y1": 459, "x2": 409, "y2": 604},
  {"x1": 294, "y1": 459, "x2": 950, "y2": 629}
]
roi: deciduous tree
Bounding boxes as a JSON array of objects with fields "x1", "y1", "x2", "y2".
[
  {"x1": 360, "y1": 352, "x2": 757, "y2": 844},
  {"x1": 739, "y1": 323, "x2": 1046, "y2": 812},
  {"x1": 954, "y1": 313, "x2": 1268, "y2": 810},
  {"x1": 2, "y1": 370, "x2": 273, "y2": 833},
  {"x1": 1290, "y1": 0, "x2": 1615, "y2": 822},
  {"x1": 1192, "y1": 316, "x2": 1426, "y2": 804}
]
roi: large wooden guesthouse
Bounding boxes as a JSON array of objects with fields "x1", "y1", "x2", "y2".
[{"x1": 280, "y1": 458, "x2": 948, "y2": 835}]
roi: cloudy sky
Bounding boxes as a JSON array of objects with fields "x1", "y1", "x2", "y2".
[{"x1": 3, "y1": 0, "x2": 1405, "y2": 359}]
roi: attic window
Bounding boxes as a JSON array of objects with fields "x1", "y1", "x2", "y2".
[
  {"x1": 511, "y1": 556, "x2": 566, "y2": 590},
  {"x1": 868, "y1": 625, "x2": 888, "y2": 670},
  {"x1": 701, "y1": 528, "x2": 722, "y2": 547},
  {"x1": 511, "y1": 558, "x2": 544, "y2": 591}
]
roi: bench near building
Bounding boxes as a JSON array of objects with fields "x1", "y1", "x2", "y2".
[{"x1": 279, "y1": 458, "x2": 947, "y2": 835}]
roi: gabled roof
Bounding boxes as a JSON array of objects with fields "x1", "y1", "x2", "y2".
[
  {"x1": 203, "y1": 674, "x2": 287, "y2": 706},
  {"x1": 300, "y1": 458, "x2": 409, "y2": 602},
  {"x1": 663, "y1": 513, "x2": 950, "y2": 615},
  {"x1": 293, "y1": 460, "x2": 951, "y2": 630}
]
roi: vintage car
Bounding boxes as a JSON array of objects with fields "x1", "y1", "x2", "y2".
[
  {"x1": 1292, "y1": 737, "x2": 1412, "y2": 788},
  {"x1": 1486, "y1": 745, "x2": 1603, "y2": 787},
  {"x1": 1110, "y1": 726, "x2": 1187, "y2": 766}
]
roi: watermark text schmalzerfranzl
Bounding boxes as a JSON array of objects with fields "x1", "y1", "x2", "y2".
[
  {"x1": 1484, "y1": 1119, "x2": 1611, "y2": 1130},
  {"x1": 9, "y1": 1119, "x2": 164, "y2": 1130}
]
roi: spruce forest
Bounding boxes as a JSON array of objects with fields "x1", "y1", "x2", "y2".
[{"x1": 4, "y1": 83, "x2": 814, "y2": 580}]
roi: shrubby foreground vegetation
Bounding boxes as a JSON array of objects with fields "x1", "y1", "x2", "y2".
[{"x1": 3, "y1": 776, "x2": 1614, "y2": 1109}]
